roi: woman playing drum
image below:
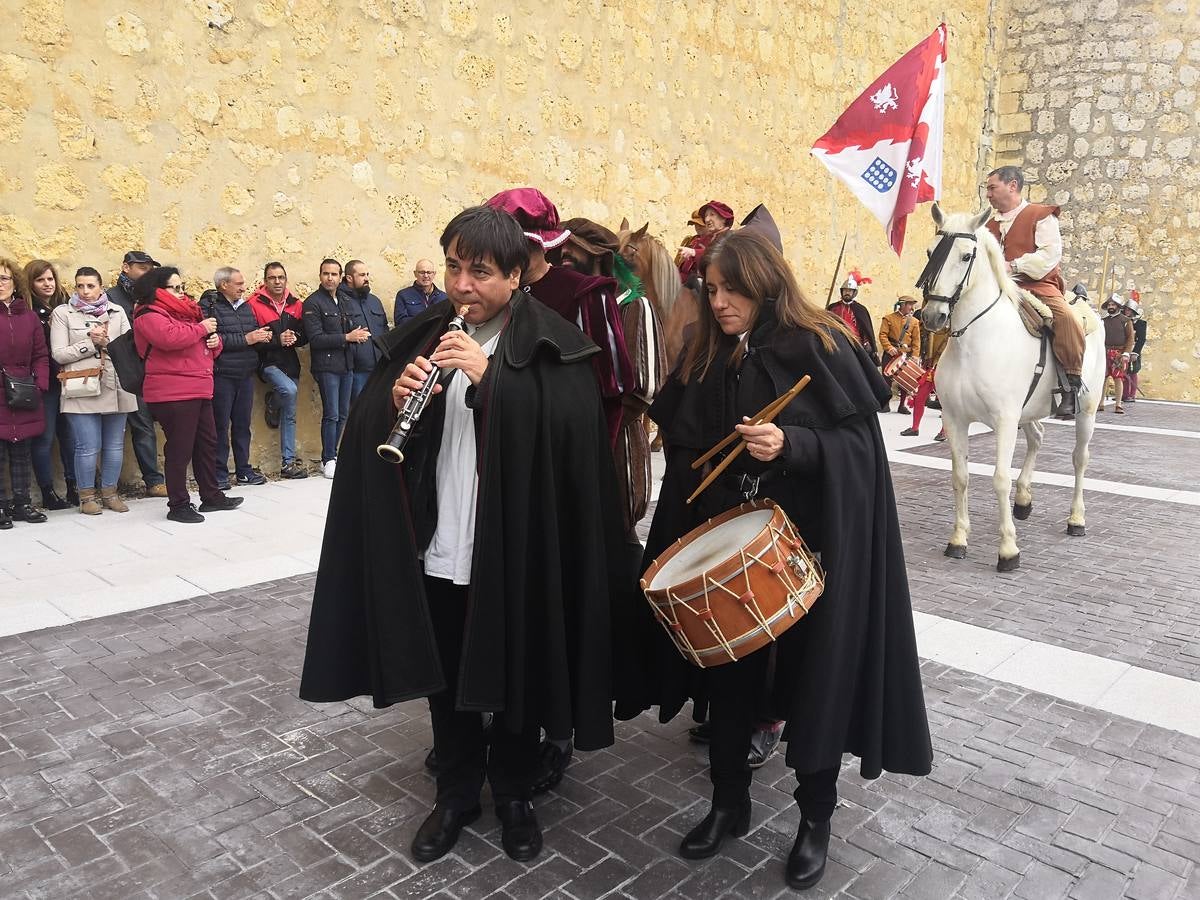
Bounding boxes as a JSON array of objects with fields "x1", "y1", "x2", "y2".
[{"x1": 637, "y1": 231, "x2": 932, "y2": 890}]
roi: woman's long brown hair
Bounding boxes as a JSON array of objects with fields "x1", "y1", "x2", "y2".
[
  {"x1": 678, "y1": 230, "x2": 856, "y2": 382},
  {"x1": 22, "y1": 260, "x2": 69, "y2": 312}
]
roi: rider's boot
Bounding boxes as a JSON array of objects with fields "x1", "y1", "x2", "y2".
[{"x1": 1053, "y1": 374, "x2": 1082, "y2": 420}]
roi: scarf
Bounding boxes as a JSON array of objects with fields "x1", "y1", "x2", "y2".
[
  {"x1": 117, "y1": 271, "x2": 136, "y2": 296},
  {"x1": 149, "y1": 287, "x2": 202, "y2": 322},
  {"x1": 69, "y1": 291, "x2": 110, "y2": 317}
]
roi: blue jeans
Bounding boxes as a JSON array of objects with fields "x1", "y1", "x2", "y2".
[
  {"x1": 68, "y1": 412, "x2": 128, "y2": 490},
  {"x1": 261, "y1": 366, "x2": 299, "y2": 465},
  {"x1": 127, "y1": 397, "x2": 165, "y2": 487},
  {"x1": 316, "y1": 371, "x2": 352, "y2": 462},
  {"x1": 351, "y1": 370, "x2": 372, "y2": 402},
  {"x1": 212, "y1": 374, "x2": 255, "y2": 481},
  {"x1": 31, "y1": 382, "x2": 75, "y2": 488}
]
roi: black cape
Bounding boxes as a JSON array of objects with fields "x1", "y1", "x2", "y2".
[
  {"x1": 299, "y1": 294, "x2": 629, "y2": 752},
  {"x1": 634, "y1": 306, "x2": 933, "y2": 779}
]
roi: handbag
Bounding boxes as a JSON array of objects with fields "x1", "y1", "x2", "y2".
[
  {"x1": 58, "y1": 351, "x2": 104, "y2": 399},
  {"x1": 1, "y1": 367, "x2": 38, "y2": 410},
  {"x1": 107, "y1": 331, "x2": 145, "y2": 394}
]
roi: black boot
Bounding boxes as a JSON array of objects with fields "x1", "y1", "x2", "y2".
[
  {"x1": 410, "y1": 804, "x2": 481, "y2": 863},
  {"x1": 0, "y1": 504, "x2": 11, "y2": 530},
  {"x1": 10, "y1": 496, "x2": 47, "y2": 523},
  {"x1": 679, "y1": 799, "x2": 751, "y2": 859},
  {"x1": 65, "y1": 479, "x2": 79, "y2": 506},
  {"x1": 39, "y1": 484, "x2": 71, "y2": 511},
  {"x1": 785, "y1": 818, "x2": 831, "y2": 890},
  {"x1": 1054, "y1": 374, "x2": 1081, "y2": 420},
  {"x1": 497, "y1": 800, "x2": 543, "y2": 861},
  {"x1": 532, "y1": 739, "x2": 573, "y2": 794}
]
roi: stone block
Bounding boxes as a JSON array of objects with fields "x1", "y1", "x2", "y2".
[
  {"x1": 1001, "y1": 72, "x2": 1030, "y2": 93},
  {"x1": 999, "y1": 112, "x2": 1033, "y2": 134},
  {"x1": 1036, "y1": 109, "x2": 1057, "y2": 133},
  {"x1": 999, "y1": 92, "x2": 1021, "y2": 115}
]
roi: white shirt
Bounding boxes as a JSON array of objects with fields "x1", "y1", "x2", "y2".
[
  {"x1": 991, "y1": 200, "x2": 1062, "y2": 280},
  {"x1": 421, "y1": 327, "x2": 502, "y2": 586}
]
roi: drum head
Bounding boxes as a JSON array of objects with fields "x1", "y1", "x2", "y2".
[{"x1": 648, "y1": 507, "x2": 774, "y2": 590}]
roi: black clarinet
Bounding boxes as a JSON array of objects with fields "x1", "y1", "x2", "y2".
[{"x1": 377, "y1": 306, "x2": 468, "y2": 463}]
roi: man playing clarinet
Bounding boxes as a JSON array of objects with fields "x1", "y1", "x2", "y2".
[{"x1": 299, "y1": 205, "x2": 628, "y2": 865}]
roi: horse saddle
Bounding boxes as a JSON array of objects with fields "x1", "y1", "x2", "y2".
[{"x1": 1016, "y1": 290, "x2": 1053, "y2": 339}]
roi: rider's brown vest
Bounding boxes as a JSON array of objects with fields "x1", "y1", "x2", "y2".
[{"x1": 986, "y1": 204, "x2": 1065, "y2": 299}]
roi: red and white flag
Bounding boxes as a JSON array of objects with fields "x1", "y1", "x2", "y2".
[{"x1": 811, "y1": 24, "x2": 947, "y2": 255}]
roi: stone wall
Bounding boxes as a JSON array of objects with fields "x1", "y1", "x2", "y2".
[
  {"x1": 992, "y1": 0, "x2": 1200, "y2": 401},
  {"x1": 1, "y1": 0, "x2": 997, "y2": 477}
]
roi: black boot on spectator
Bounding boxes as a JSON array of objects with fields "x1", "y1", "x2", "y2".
[
  {"x1": 39, "y1": 484, "x2": 71, "y2": 510},
  {"x1": 199, "y1": 495, "x2": 244, "y2": 513},
  {"x1": 786, "y1": 818, "x2": 831, "y2": 890},
  {"x1": 65, "y1": 479, "x2": 79, "y2": 506},
  {"x1": 10, "y1": 496, "x2": 47, "y2": 524},
  {"x1": 0, "y1": 504, "x2": 12, "y2": 530},
  {"x1": 497, "y1": 800, "x2": 543, "y2": 862}
]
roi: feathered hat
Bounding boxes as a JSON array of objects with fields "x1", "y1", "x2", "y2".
[{"x1": 841, "y1": 269, "x2": 871, "y2": 292}]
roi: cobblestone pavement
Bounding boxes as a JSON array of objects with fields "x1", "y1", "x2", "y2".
[
  {"x1": 2, "y1": 400, "x2": 1198, "y2": 898},
  {"x1": 1, "y1": 572, "x2": 1199, "y2": 899}
]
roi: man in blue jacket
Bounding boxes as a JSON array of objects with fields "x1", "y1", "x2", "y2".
[
  {"x1": 394, "y1": 259, "x2": 447, "y2": 323},
  {"x1": 338, "y1": 259, "x2": 389, "y2": 400}
]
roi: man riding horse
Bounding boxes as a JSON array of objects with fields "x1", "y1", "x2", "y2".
[{"x1": 985, "y1": 166, "x2": 1086, "y2": 419}]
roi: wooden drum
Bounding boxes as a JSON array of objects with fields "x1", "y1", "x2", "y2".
[
  {"x1": 640, "y1": 500, "x2": 825, "y2": 668},
  {"x1": 884, "y1": 354, "x2": 926, "y2": 395}
]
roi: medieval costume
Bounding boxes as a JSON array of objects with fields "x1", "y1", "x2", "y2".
[
  {"x1": 676, "y1": 200, "x2": 734, "y2": 284},
  {"x1": 1099, "y1": 294, "x2": 1134, "y2": 413},
  {"x1": 487, "y1": 189, "x2": 634, "y2": 447},
  {"x1": 631, "y1": 232, "x2": 932, "y2": 890},
  {"x1": 299, "y1": 209, "x2": 629, "y2": 866},
  {"x1": 902, "y1": 323, "x2": 948, "y2": 439},
  {"x1": 827, "y1": 271, "x2": 879, "y2": 366},
  {"x1": 1123, "y1": 294, "x2": 1147, "y2": 402},
  {"x1": 878, "y1": 297, "x2": 922, "y2": 412},
  {"x1": 986, "y1": 201, "x2": 1085, "y2": 416}
]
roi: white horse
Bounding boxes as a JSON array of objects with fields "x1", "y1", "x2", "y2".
[{"x1": 916, "y1": 205, "x2": 1105, "y2": 571}]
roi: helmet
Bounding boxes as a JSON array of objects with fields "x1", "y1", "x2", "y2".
[
  {"x1": 1071, "y1": 282, "x2": 1089, "y2": 298},
  {"x1": 1106, "y1": 292, "x2": 1126, "y2": 307},
  {"x1": 1125, "y1": 298, "x2": 1142, "y2": 316},
  {"x1": 841, "y1": 269, "x2": 871, "y2": 293}
]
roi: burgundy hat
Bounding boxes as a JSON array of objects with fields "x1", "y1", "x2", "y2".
[
  {"x1": 699, "y1": 200, "x2": 735, "y2": 225},
  {"x1": 487, "y1": 188, "x2": 571, "y2": 250}
]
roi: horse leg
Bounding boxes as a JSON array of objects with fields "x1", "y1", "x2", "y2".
[
  {"x1": 1067, "y1": 410, "x2": 1095, "y2": 536},
  {"x1": 993, "y1": 419, "x2": 1021, "y2": 571},
  {"x1": 943, "y1": 417, "x2": 971, "y2": 559},
  {"x1": 1012, "y1": 420, "x2": 1044, "y2": 520}
]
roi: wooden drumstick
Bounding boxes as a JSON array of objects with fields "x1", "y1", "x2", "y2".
[
  {"x1": 686, "y1": 375, "x2": 811, "y2": 505},
  {"x1": 692, "y1": 376, "x2": 810, "y2": 470}
]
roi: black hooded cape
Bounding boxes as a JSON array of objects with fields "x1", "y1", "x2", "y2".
[
  {"x1": 298, "y1": 294, "x2": 629, "y2": 752},
  {"x1": 632, "y1": 305, "x2": 933, "y2": 779}
]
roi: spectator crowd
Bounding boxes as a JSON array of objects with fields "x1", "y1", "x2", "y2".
[{"x1": 0, "y1": 252, "x2": 447, "y2": 525}]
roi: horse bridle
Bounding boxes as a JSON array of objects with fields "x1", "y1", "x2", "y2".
[{"x1": 915, "y1": 229, "x2": 1000, "y2": 338}]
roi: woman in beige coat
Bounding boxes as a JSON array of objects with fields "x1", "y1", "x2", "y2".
[{"x1": 49, "y1": 267, "x2": 138, "y2": 514}]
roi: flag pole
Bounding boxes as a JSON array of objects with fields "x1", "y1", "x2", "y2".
[{"x1": 824, "y1": 234, "x2": 848, "y2": 308}]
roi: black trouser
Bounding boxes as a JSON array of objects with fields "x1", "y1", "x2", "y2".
[
  {"x1": 705, "y1": 644, "x2": 840, "y2": 822},
  {"x1": 212, "y1": 374, "x2": 255, "y2": 482},
  {"x1": 425, "y1": 574, "x2": 540, "y2": 812}
]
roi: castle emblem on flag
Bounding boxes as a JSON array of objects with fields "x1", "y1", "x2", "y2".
[
  {"x1": 862, "y1": 158, "x2": 897, "y2": 193},
  {"x1": 870, "y1": 84, "x2": 900, "y2": 113}
]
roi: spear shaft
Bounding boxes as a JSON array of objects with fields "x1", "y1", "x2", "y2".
[{"x1": 824, "y1": 235, "x2": 848, "y2": 308}]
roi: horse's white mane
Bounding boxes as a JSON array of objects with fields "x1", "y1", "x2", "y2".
[{"x1": 940, "y1": 211, "x2": 1024, "y2": 310}]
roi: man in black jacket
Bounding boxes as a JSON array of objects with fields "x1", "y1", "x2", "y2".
[
  {"x1": 337, "y1": 259, "x2": 389, "y2": 401},
  {"x1": 302, "y1": 259, "x2": 366, "y2": 479},
  {"x1": 106, "y1": 250, "x2": 167, "y2": 497},
  {"x1": 200, "y1": 267, "x2": 271, "y2": 489},
  {"x1": 299, "y1": 205, "x2": 629, "y2": 866}
]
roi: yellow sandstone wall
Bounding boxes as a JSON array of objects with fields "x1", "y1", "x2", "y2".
[{"x1": 1, "y1": 0, "x2": 998, "y2": 478}]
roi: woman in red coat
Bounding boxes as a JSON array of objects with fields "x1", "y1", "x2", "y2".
[
  {"x1": 0, "y1": 256, "x2": 49, "y2": 528},
  {"x1": 132, "y1": 267, "x2": 243, "y2": 524}
]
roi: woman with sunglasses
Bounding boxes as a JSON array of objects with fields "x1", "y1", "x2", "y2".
[{"x1": 132, "y1": 267, "x2": 243, "y2": 523}]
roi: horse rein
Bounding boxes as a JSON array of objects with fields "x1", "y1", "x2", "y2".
[{"x1": 916, "y1": 229, "x2": 1001, "y2": 338}]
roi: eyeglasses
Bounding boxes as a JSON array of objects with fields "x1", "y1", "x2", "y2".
[
  {"x1": 165, "y1": 284, "x2": 185, "y2": 293},
  {"x1": 0, "y1": 275, "x2": 13, "y2": 283}
]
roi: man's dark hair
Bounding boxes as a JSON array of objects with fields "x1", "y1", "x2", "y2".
[
  {"x1": 344, "y1": 259, "x2": 366, "y2": 276},
  {"x1": 319, "y1": 258, "x2": 342, "y2": 273},
  {"x1": 988, "y1": 166, "x2": 1024, "y2": 190},
  {"x1": 440, "y1": 205, "x2": 529, "y2": 277},
  {"x1": 74, "y1": 266, "x2": 102, "y2": 283},
  {"x1": 131, "y1": 266, "x2": 180, "y2": 305},
  {"x1": 264, "y1": 261, "x2": 286, "y2": 278}
]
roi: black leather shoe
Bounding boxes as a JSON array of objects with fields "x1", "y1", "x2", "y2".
[
  {"x1": 411, "y1": 804, "x2": 481, "y2": 863},
  {"x1": 10, "y1": 500, "x2": 47, "y2": 523},
  {"x1": 39, "y1": 486, "x2": 71, "y2": 511},
  {"x1": 198, "y1": 495, "x2": 244, "y2": 512},
  {"x1": 532, "y1": 740, "x2": 572, "y2": 794},
  {"x1": 496, "y1": 800, "x2": 543, "y2": 862},
  {"x1": 65, "y1": 481, "x2": 79, "y2": 506},
  {"x1": 786, "y1": 819, "x2": 831, "y2": 890},
  {"x1": 679, "y1": 799, "x2": 751, "y2": 860},
  {"x1": 748, "y1": 722, "x2": 783, "y2": 769},
  {"x1": 167, "y1": 503, "x2": 205, "y2": 524},
  {"x1": 0, "y1": 505, "x2": 12, "y2": 530},
  {"x1": 688, "y1": 721, "x2": 712, "y2": 743},
  {"x1": 423, "y1": 748, "x2": 439, "y2": 773}
]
